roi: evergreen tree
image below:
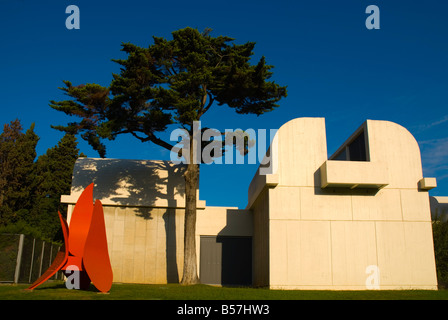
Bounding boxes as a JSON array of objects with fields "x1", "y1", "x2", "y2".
[
  {"x1": 0, "y1": 120, "x2": 39, "y2": 226},
  {"x1": 31, "y1": 133, "x2": 83, "y2": 240},
  {"x1": 50, "y1": 27, "x2": 287, "y2": 283},
  {"x1": 0, "y1": 120, "x2": 84, "y2": 241},
  {"x1": 433, "y1": 220, "x2": 448, "y2": 288}
]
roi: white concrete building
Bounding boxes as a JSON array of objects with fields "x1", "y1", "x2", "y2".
[
  {"x1": 430, "y1": 197, "x2": 448, "y2": 222},
  {"x1": 61, "y1": 117, "x2": 438, "y2": 290}
]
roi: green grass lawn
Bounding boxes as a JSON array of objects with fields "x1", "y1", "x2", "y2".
[{"x1": 1, "y1": 281, "x2": 448, "y2": 300}]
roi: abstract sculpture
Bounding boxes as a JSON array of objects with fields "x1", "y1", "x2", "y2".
[{"x1": 27, "y1": 183, "x2": 113, "y2": 293}]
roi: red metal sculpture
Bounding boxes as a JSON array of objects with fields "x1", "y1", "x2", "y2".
[{"x1": 27, "y1": 183, "x2": 113, "y2": 293}]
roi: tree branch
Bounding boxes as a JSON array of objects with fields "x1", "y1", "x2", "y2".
[
  {"x1": 148, "y1": 133, "x2": 174, "y2": 151},
  {"x1": 198, "y1": 94, "x2": 214, "y2": 118},
  {"x1": 123, "y1": 129, "x2": 174, "y2": 151}
]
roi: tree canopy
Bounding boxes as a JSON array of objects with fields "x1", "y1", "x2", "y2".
[
  {"x1": 50, "y1": 27, "x2": 287, "y2": 157},
  {"x1": 0, "y1": 120, "x2": 38, "y2": 225},
  {"x1": 49, "y1": 27, "x2": 287, "y2": 284},
  {"x1": 0, "y1": 119, "x2": 84, "y2": 241}
]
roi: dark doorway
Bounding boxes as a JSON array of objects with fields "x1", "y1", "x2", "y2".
[{"x1": 200, "y1": 236, "x2": 252, "y2": 286}]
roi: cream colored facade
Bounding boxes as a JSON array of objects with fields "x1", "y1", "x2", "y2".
[
  {"x1": 61, "y1": 158, "x2": 252, "y2": 284},
  {"x1": 248, "y1": 118, "x2": 437, "y2": 290},
  {"x1": 61, "y1": 117, "x2": 438, "y2": 290}
]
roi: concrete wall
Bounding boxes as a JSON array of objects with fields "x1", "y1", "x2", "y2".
[
  {"x1": 248, "y1": 117, "x2": 438, "y2": 290},
  {"x1": 103, "y1": 206, "x2": 184, "y2": 284},
  {"x1": 62, "y1": 158, "x2": 205, "y2": 209},
  {"x1": 63, "y1": 158, "x2": 253, "y2": 285},
  {"x1": 64, "y1": 203, "x2": 253, "y2": 284},
  {"x1": 61, "y1": 117, "x2": 438, "y2": 289},
  {"x1": 431, "y1": 196, "x2": 448, "y2": 222},
  {"x1": 251, "y1": 189, "x2": 270, "y2": 287}
]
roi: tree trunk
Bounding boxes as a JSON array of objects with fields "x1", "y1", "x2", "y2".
[{"x1": 180, "y1": 140, "x2": 200, "y2": 284}]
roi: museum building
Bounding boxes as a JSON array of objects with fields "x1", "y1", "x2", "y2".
[{"x1": 61, "y1": 117, "x2": 438, "y2": 290}]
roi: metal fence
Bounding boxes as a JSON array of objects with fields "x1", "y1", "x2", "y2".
[{"x1": 0, "y1": 233, "x2": 64, "y2": 284}]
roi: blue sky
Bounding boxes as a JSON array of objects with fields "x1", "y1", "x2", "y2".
[{"x1": 1, "y1": 0, "x2": 447, "y2": 208}]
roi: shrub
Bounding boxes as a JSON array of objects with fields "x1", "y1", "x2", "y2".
[{"x1": 432, "y1": 220, "x2": 448, "y2": 288}]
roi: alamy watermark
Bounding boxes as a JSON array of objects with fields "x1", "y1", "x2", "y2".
[
  {"x1": 65, "y1": 5, "x2": 379, "y2": 31},
  {"x1": 65, "y1": 265, "x2": 80, "y2": 289},
  {"x1": 365, "y1": 265, "x2": 380, "y2": 290},
  {"x1": 365, "y1": 5, "x2": 380, "y2": 30},
  {"x1": 169, "y1": 121, "x2": 278, "y2": 175},
  {"x1": 66, "y1": 5, "x2": 80, "y2": 30}
]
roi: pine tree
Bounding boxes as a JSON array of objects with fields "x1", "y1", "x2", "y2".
[
  {"x1": 0, "y1": 120, "x2": 39, "y2": 226},
  {"x1": 31, "y1": 133, "x2": 82, "y2": 240},
  {"x1": 50, "y1": 27, "x2": 287, "y2": 283}
]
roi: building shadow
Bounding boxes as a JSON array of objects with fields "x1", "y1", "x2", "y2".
[
  {"x1": 200, "y1": 209, "x2": 253, "y2": 286},
  {"x1": 69, "y1": 158, "x2": 186, "y2": 283}
]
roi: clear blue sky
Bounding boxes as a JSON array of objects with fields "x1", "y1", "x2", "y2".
[{"x1": 1, "y1": 0, "x2": 447, "y2": 208}]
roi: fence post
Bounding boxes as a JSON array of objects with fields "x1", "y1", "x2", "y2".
[
  {"x1": 14, "y1": 234, "x2": 25, "y2": 284},
  {"x1": 39, "y1": 241, "x2": 45, "y2": 278},
  {"x1": 28, "y1": 238, "x2": 36, "y2": 283}
]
